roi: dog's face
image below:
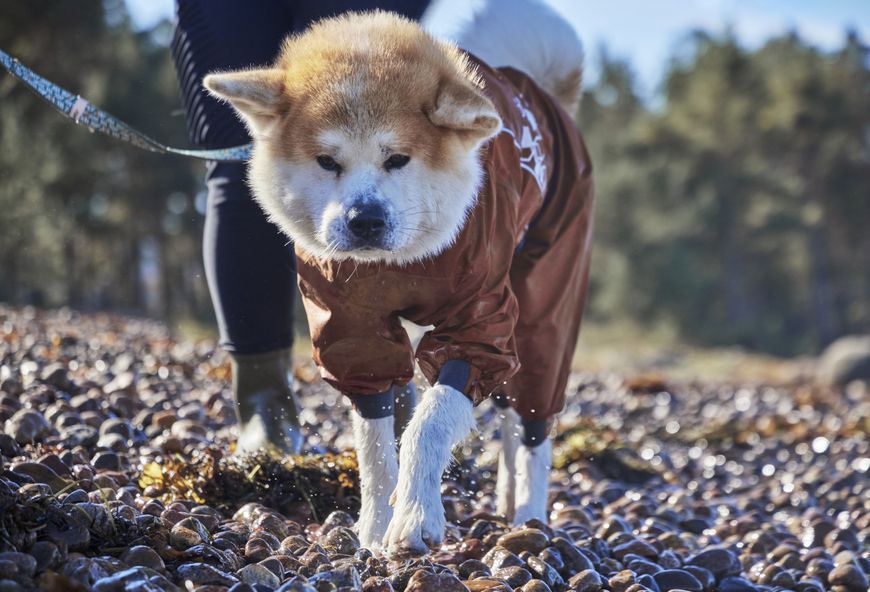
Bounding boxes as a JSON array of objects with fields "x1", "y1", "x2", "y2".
[{"x1": 205, "y1": 13, "x2": 502, "y2": 264}]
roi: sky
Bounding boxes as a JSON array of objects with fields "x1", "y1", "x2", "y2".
[{"x1": 125, "y1": 0, "x2": 870, "y2": 97}]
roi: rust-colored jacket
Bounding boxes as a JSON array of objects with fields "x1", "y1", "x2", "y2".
[{"x1": 296, "y1": 58, "x2": 594, "y2": 420}]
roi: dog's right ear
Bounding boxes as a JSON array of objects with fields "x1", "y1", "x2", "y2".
[
  {"x1": 427, "y1": 78, "x2": 502, "y2": 146},
  {"x1": 203, "y1": 69, "x2": 284, "y2": 135}
]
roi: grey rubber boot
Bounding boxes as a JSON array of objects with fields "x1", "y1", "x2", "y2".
[{"x1": 231, "y1": 348, "x2": 303, "y2": 455}]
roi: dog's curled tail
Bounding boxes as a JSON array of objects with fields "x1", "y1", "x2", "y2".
[{"x1": 451, "y1": 0, "x2": 583, "y2": 114}]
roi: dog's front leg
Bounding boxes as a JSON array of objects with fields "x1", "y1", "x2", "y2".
[
  {"x1": 350, "y1": 392, "x2": 399, "y2": 550},
  {"x1": 384, "y1": 383, "x2": 475, "y2": 555}
]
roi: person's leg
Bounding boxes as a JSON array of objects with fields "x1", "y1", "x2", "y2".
[
  {"x1": 172, "y1": 0, "x2": 301, "y2": 453},
  {"x1": 290, "y1": 0, "x2": 431, "y2": 31}
]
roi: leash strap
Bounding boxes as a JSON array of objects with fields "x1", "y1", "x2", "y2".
[{"x1": 0, "y1": 48, "x2": 252, "y2": 162}]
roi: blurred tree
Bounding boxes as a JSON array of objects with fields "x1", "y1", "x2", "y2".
[
  {"x1": 580, "y1": 30, "x2": 870, "y2": 355},
  {"x1": 0, "y1": 0, "x2": 210, "y2": 321}
]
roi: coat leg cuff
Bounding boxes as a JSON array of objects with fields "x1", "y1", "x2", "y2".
[
  {"x1": 436, "y1": 359, "x2": 471, "y2": 393},
  {"x1": 349, "y1": 387, "x2": 395, "y2": 419},
  {"x1": 521, "y1": 418, "x2": 548, "y2": 447}
]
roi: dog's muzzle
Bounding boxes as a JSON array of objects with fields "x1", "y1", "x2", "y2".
[{"x1": 345, "y1": 201, "x2": 388, "y2": 248}]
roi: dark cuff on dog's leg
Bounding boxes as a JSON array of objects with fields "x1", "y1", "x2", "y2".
[
  {"x1": 349, "y1": 387, "x2": 395, "y2": 419},
  {"x1": 492, "y1": 393, "x2": 510, "y2": 409},
  {"x1": 436, "y1": 359, "x2": 471, "y2": 393},
  {"x1": 522, "y1": 419, "x2": 548, "y2": 447}
]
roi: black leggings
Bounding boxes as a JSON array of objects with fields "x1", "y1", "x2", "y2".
[{"x1": 171, "y1": 0, "x2": 430, "y2": 354}]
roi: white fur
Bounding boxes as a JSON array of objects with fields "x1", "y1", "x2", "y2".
[
  {"x1": 352, "y1": 413, "x2": 399, "y2": 549},
  {"x1": 495, "y1": 406, "x2": 521, "y2": 518},
  {"x1": 512, "y1": 438, "x2": 552, "y2": 525},
  {"x1": 431, "y1": 0, "x2": 583, "y2": 110},
  {"x1": 248, "y1": 136, "x2": 485, "y2": 266},
  {"x1": 384, "y1": 384, "x2": 475, "y2": 554}
]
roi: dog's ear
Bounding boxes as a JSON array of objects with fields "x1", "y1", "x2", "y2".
[
  {"x1": 203, "y1": 69, "x2": 284, "y2": 135},
  {"x1": 428, "y1": 79, "x2": 502, "y2": 144}
]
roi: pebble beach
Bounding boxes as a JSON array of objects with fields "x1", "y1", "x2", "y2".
[{"x1": 0, "y1": 305, "x2": 867, "y2": 591}]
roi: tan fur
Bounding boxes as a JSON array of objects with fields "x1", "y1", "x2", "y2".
[
  {"x1": 204, "y1": 11, "x2": 503, "y2": 264},
  {"x1": 270, "y1": 13, "x2": 498, "y2": 168}
]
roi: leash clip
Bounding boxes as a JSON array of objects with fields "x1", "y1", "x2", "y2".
[{"x1": 69, "y1": 95, "x2": 89, "y2": 123}]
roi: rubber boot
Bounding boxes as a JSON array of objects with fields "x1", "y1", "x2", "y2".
[{"x1": 231, "y1": 348, "x2": 304, "y2": 455}]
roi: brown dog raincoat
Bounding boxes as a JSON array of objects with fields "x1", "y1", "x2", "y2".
[{"x1": 295, "y1": 57, "x2": 594, "y2": 421}]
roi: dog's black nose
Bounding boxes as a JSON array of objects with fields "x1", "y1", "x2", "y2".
[{"x1": 346, "y1": 202, "x2": 387, "y2": 242}]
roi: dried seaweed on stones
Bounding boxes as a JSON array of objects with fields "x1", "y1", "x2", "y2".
[{"x1": 138, "y1": 447, "x2": 360, "y2": 522}]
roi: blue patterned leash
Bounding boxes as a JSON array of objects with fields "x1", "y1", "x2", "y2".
[{"x1": 0, "y1": 48, "x2": 252, "y2": 162}]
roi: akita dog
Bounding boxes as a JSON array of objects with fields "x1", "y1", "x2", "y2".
[{"x1": 204, "y1": 0, "x2": 593, "y2": 555}]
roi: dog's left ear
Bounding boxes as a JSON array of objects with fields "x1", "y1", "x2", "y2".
[
  {"x1": 428, "y1": 78, "x2": 502, "y2": 144},
  {"x1": 203, "y1": 69, "x2": 285, "y2": 136}
]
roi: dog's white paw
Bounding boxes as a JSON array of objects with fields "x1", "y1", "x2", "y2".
[
  {"x1": 383, "y1": 487, "x2": 445, "y2": 555},
  {"x1": 357, "y1": 497, "x2": 393, "y2": 550}
]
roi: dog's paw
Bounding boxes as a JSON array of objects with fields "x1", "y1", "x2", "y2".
[
  {"x1": 356, "y1": 503, "x2": 393, "y2": 550},
  {"x1": 383, "y1": 491, "x2": 445, "y2": 556}
]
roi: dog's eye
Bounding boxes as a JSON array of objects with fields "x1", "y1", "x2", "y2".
[
  {"x1": 316, "y1": 155, "x2": 342, "y2": 173},
  {"x1": 384, "y1": 154, "x2": 410, "y2": 171}
]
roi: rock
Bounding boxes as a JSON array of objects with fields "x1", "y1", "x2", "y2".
[
  {"x1": 28, "y1": 541, "x2": 62, "y2": 572},
  {"x1": 492, "y1": 566, "x2": 532, "y2": 587},
  {"x1": 92, "y1": 567, "x2": 179, "y2": 592},
  {"x1": 684, "y1": 566, "x2": 715, "y2": 590},
  {"x1": 551, "y1": 537, "x2": 595, "y2": 574},
  {"x1": 520, "y1": 581, "x2": 552, "y2": 592},
  {"x1": 828, "y1": 563, "x2": 869, "y2": 591},
  {"x1": 176, "y1": 563, "x2": 238, "y2": 587},
  {"x1": 59, "y1": 425, "x2": 98, "y2": 447},
  {"x1": 362, "y1": 576, "x2": 395, "y2": 592},
  {"x1": 170, "y1": 518, "x2": 210, "y2": 549},
  {"x1": 4, "y1": 409, "x2": 50, "y2": 444},
  {"x1": 318, "y1": 511, "x2": 355, "y2": 536},
  {"x1": 482, "y1": 546, "x2": 524, "y2": 570},
  {"x1": 276, "y1": 577, "x2": 318, "y2": 592},
  {"x1": 236, "y1": 564, "x2": 280, "y2": 589},
  {"x1": 687, "y1": 547, "x2": 742, "y2": 579},
  {"x1": 405, "y1": 570, "x2": 466, "y2": 592},
  {"x1": 653, "y1": 569, "x2": 703, "y2": 591},
  {"x1": 496, "y1": 529, "x2": 549, "y2": 555},
  {"x1": 458, "y1": 559, "x2": 490, "y2": 579},
  {"x1": 525, "y1": 556, "x2": 563, "y2": 589},
  {"x1": 608, "y1": 570, "x2": 637, "y2": 592},
  {"x1": 321, "y1": 526, "x2": 360, "y2": 556},
  {"x1": 612, "y1": 538, "x2": 659, "y2": 560},
  {"x1": 717, "y1": 576, "x2": 756, "y2": 592},
  {"x1": 568, "y1": 569, "x2": 605, "y2": 592},
  {"x1": 9, "y1": 462, "x2": 67, "y2": 493},
  {"x1": 306, "y1": 565, "x2": 361, "y2": 589},
  {"x1": 91, "y1": 451, "x2": 122, "y2": 472},
  {"x1": 121, "y1": 545, "x2": 165, "y2": 571},
  {"x1": 817, "y1": 335, "x2": 870, "y2": 385},
  {"x1": 0, "y1": 553, "x2": 35, "y2": 578}
]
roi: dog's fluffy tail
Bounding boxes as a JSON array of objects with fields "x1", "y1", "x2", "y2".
[{"x1": 450, "y1": 0, "x2": 583, "y2": 113}]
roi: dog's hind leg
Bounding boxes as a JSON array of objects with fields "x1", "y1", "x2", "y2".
[
  {"x1": 350, "y1": 392, "x2": 399, "y2": 550},
  {"x1": 385, "y1": 382, "x2": 475, "y2": 556},
  {"x1": 495, "y1": 404, "x2": 522, "y2": 519},
  {"x1": 512, "y1": 427, "x2": 552, "y2": 525}
]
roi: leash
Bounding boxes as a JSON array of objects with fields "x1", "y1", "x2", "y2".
[{"x1": 0, "y1": 48, "x2": 252, "y2": 162}]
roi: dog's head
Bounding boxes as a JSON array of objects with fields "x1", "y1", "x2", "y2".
[{"x1": 204, "y1": 12, "x2": 502, "y2": 264}]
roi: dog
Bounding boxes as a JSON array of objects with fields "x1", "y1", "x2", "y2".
[{"x1": 204, "y1": 0, "x2": 594, "y2": 555}]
